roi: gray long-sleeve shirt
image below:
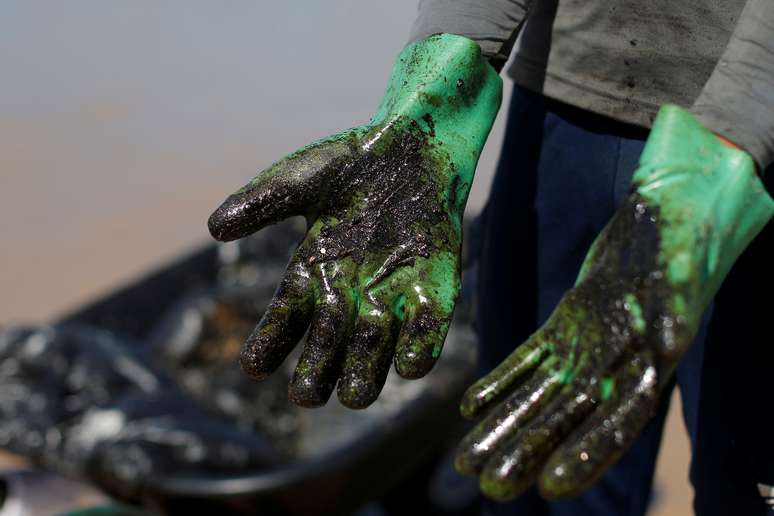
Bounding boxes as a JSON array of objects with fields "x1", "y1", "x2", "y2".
[{"x1": 410, "y1": 0, "x2": 774, "y2": 169}]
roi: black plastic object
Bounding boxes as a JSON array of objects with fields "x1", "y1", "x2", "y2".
[{"x1": 48, "y1": 219, "x2": 479, "y2": 515}]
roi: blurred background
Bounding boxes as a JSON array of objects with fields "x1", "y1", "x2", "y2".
[{"x1": 0, "y1": 2, "x2": 692, "y2": 514}]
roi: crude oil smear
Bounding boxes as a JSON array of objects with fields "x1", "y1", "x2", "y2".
[{"x1": 454, "y1": 192, "x2": 700, "y2": 500}]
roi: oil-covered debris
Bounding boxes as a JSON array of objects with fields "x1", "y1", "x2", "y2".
[
  {"x1": 0, "y1": 221, "x2": 477, "y2": 505},
  {"x1": 0, "y1": 324, "x2": 278, "y2": 501},
  {"x1": 148, "y1": 290, "x2": 301, "y2": 458}
]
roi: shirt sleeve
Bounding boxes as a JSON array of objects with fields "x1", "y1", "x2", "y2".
[
  {"x1": 690, "y1": 0, "x2": 774, "y2": 170},
  {"x1": 408, "y1": 0, "x2": 534, "y2": 71}
]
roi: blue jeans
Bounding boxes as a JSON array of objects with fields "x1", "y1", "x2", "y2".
[{"x1": 475, "y1": 86, "x2": 774, "y2": 516}]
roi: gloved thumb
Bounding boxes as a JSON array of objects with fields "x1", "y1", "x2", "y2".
[{"x1": 208, "y1": 130, "x2": 361, "y2": 241}]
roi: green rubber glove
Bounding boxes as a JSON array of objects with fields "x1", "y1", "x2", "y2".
[
  {"x1": 208, "y1": 34, "x2": 502, "y2": 409},
  {"x1": 454, "y1": 105, "x2": 773, "y2": 500}
]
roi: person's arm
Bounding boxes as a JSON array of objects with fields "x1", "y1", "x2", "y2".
[
  {"x1": 409, "y1": 0, "x2": 534, "y2": 71},
  {"x1": 691, "y1": 0, "x2": 774, "y2": 171}
]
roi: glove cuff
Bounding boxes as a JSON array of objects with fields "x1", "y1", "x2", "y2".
[
  {"x1": 633, "y1": 105, "x2": 773, "y2": 304},
  {"x1": 370, "y1": 34, "x2": 502, "y2": 183}
]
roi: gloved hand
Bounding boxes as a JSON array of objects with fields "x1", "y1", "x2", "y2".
[
  {"x1": 208, "y1": 34, "x2": 502, "y2": 409},
  {"x1": 454, "y1": 105, "x2": 773, "y2": 500}
]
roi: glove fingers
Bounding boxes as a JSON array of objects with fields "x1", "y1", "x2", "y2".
[
  {"x1": 473, "y1": 321, "x2": 632, "y2": 500},
  {"x1": 208, "y1": 132, "x2": 361, "y2": 242},
  {"x1": 336, "y1": 300, "x2": 401, "y2": 409},
  {"x1": 455, "y1": 368, "x2": 562, "y2": 476},
  {"x1": 539, "y1": 351, "x2": 659, "y2": 499},
  {"x1": 460, "y1": 336, "x2": 547, "y2": 419},
  {"x1": 289, "y1": 272, "x2": 357, "y2": 408},
  {"x1": 240, "y1": 260, "x2": 314, "y2": 380},
  {"x1": 393, "y1": 294, "x2": 453, "y2": 379},
  {"x1": 478, "y1": 376, "x2": 599, "y2": 501}
]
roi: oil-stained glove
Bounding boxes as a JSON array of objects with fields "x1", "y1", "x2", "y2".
[
  {"x1": 454, "y1": 105, "x2": 773, "y2": 500},
  {"x1": 208, "y1": 34, "x2": 502, "y2": 409}
]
